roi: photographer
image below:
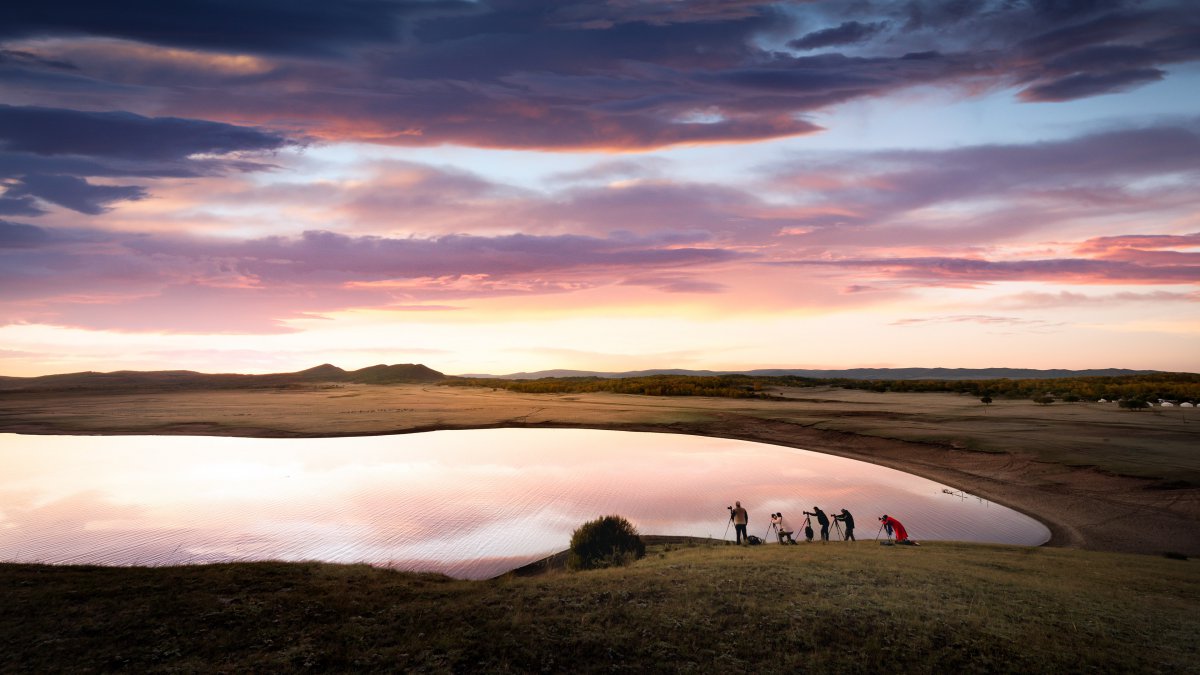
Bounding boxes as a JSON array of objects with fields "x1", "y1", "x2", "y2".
[
  {"x1": 771, "y1": 512, "x2": 796, "y2": 544},
  {"x1": 803, "y1": 506, "x2": 830, "y2": 542},
  {"x1": 729, "y1": 501, "x2": 749, "y2": 545},
  {"x1": 834, "y1": 509, "x2": 855, "y2": 541},
  {"x1": 879, "y1": 514, "x2": 916, "y2": 545}
]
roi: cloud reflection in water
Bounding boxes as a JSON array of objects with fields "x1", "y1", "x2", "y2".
[{"x1": 0, "y1": 429, "x2": 1049, "y2": 578}]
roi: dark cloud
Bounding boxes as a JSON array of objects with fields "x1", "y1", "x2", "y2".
[
  {"x1": 6, "y1": 174, "x2": 146, "y2": 214},
  {"x1": 0, "y1": 194, "x2": 44, "y2": 216},
  {"x1": 3, "y1": 1, "x2": 1196, "y2": 149},
  {"x1": 900, "y1": 0, "x2": 990, "y2": 32},
  {"x1": 1019, "y1": 68, "x2": 1165, "y2": 101},
  {"x1": 1027, "y1": 0, "x2": 1129, "y2": 21},
  {"x1": 0, "y1": 104, "x2": 295, "y2": 215},
  {"x1": 0, "y1": 104, "x2": 290, "y2": 161},
  {"x1": 1042, "y1": 44, "x2": 1161, "y2": 74},
  {"x1": 0, "y1": 219, "x2": 50, "y2": 248},
  {"x1": 0, "y1": 49, "x2": 76, "y2": 70},
  {"x1": 0, "y1": 0, "x2": 473, "y2": 56},
  {"x1": 789, "y1": 21, "x2": 888, "y2": 50},
  {"x1": 1017, "y1": 11, "x2": 1152, "y2": 59}
]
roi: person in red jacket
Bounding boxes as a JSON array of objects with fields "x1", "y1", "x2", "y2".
[{"x1": 879, "y1": 514, "x2": 917, "y2": 545}]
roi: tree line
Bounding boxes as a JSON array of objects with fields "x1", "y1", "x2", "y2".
[{"x1": 444, "y1": 372, "x2": 1200, "y2": 403}]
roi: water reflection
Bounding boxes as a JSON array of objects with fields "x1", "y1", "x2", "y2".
[{"x1": 0, "y1": 429, "x2": 1049, "y2": 579}]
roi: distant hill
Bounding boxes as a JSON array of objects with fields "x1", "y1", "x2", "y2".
[
  {"x1": 0, "y1": 363, "x2": 446, "y2": 392},
  {"x1": 460, "y1": 367, "x2": 1165, "y2": 381}
]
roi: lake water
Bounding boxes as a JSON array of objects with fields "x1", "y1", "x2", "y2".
[{"x1": 0, "y1": 429, "x2": 1049, "y2": 579}]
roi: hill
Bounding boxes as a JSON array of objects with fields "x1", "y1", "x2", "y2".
[
  {"x1": 464, "y1": 367, "x2": 1164, "y2": 380},
  {"x1": 2, "y1": 541, "x2": 1195, "y2": 673},
  {"x1": 0, "y1": 363, "x2": 446, "y2": 392}
]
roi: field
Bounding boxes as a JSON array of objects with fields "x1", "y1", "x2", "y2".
[
  {"x1": 2, "y1": 540, "x2": 1197, "y2": 673},
  {"x1": 3, "y1": 383, "x2": 1199, "y2": 672},
  {"x1": 2, "y1": 383, "x2": 1198, "y2": 555}
]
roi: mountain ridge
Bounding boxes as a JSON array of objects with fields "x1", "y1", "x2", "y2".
[
  {"x1": 458, "y1": 367, "x2": 1167, "y2": 380},
  {"x1": 0, "y1": 363, "x2": 445, "y2": 392},
  {"x1": 0, "y1": 365, "x2": 1180, "y2": 393}
]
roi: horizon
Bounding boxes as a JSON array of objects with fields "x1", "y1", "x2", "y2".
[
  {"x1": 3, "y1": 361, "x2": 1186, "y2": 380},
  {"x1": 2, "y1": 2, "x2": 1198, "y2": 377}
]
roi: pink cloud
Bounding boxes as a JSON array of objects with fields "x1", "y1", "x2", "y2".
[{"x1": 0, "y1": 226, "x2": 745, "y2": 333}]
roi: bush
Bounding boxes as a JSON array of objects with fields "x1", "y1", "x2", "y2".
[
  {"x1": 567, "y1": 515, "x2": 646, "y2": 571},
  {"x1": 1119, "y1": 399, "x2": 1149, "y2": 410}
]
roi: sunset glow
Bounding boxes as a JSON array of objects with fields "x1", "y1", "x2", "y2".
[{"x1": 2, "y1": 1, "x2": 1198, "y2": 376}]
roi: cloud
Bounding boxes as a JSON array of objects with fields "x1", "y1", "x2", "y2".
[
  {"x1": 773, "y1": 254, "x2": 1200, "y2": 286},
  {"x1": 0, "y1": 48, "x2": 76, "y2": 70},
  {"x1": 997, "y1": 290, "x2": 1200, "y2": 309},
  {"x1": 1075, "y1": 232, "x2": 1200, "y2": 254},
  {"x1": 0, "y1": 219, "x2": 51, "y2": 248},
  {"x1": 891, "y1": 314, "x2": 1060, "y2": 328},
  {"x1": 1019, "y1": 68, "x2": 1165, "y2": 102},
  {"x1": 762, "y1": 122, "x2": 1200, "y2": 248},
  {"x1": 789, "y1": 21, "x2": 888, "y2": 50},
  {"x1": 619, "y1": 274, "x2": 726, "y2": 294},
  {"x1": 3, "y1": 1, "x2": 1194, "y2": 150},
  {"x1": 0, "y1": 226, "x2": 744, "y2": 333},
  {"x1": 0, "y1": 0, "x2": 472, "y2": 56},
  {"x1": 0, "y1": 104, "x2": 291, "y2": 161},
  {"x1": 0, "y1": 104, "x2": 295, "y2": 215},
  {"x1": 6, "y1": 173, "x2": 146, "y2": 214},
  {"x1": 0, "y1": 194, "x2": 44, "y2": 216}
]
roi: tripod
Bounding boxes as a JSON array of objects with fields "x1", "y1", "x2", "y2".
[
  {"x1": 723, "y1": 515, "x2": 732, "y2": 541},
  {"x1": 874, "y1": 521, "x2": 892, "y2": 542},
  {"x1": 765, "y1": 521, "x2": 778, "y2": 542},
  {"x1": 831, "y1": 518, "x2": 843, "y2": 541},
  {"x1": 803, "y1": 515, "x2": 814, "y2": 542}
]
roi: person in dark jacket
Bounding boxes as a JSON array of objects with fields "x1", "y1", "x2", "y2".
[
  {"x1": 804, "y1": 506, "x2": 830, "y2": 541},
  {"x1": 834, "y1": 509, "x2": 855, "y2": 541}
]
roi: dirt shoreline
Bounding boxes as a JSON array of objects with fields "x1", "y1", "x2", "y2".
[{"x1": 2, "y1": 384, "x2": 1197, "y2": 556}]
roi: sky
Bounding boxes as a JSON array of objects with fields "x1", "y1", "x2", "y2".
[{"x1": 1, "y1": 0, "x2": 1198, "y2": 377}]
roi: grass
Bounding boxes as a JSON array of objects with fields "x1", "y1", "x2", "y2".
[
  {"x1": 3, "y1": 541, "x2": 1197, "y2": 673},
  {"x1": 4, "y1": 385, "x2": 1197, "y2": 483}
]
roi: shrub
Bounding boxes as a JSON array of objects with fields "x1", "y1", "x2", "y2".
[
  {"x1": 567, "y1": 515, "x2": 646, "y2": 571},
  {"x1": 1119, "y1": 399, "x2": 1149, "y2": 410}
]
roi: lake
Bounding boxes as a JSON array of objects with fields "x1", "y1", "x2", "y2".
[{"x1": 0, "y1": 429, "x2": 1049, "y2": 578}]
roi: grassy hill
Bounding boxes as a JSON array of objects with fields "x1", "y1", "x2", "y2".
[
  {"x1": 3, "y1": 541, "x2": 1196, "y2": 673},
  {"x1": 0, "y1": 363, "x2": 446, "y2": 392}
]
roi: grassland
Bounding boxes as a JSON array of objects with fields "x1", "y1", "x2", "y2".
[
  {"x1": 2, "y1": 383, "x2": 1198, "y2": 555},
  {"x1": 2, "y1": 540, "x2": 1197, "y2": 673},
  {"x1": 3, "y1": 382, "x2": 1199, "y2": 672}
]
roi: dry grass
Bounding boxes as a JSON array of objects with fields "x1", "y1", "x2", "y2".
[
  {"x1": 3, "y1": 541, "x2": 1197, "y2": 673},
  {"x1": 3, "y1": 384, "x2": 1197, "y2": 480}
]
